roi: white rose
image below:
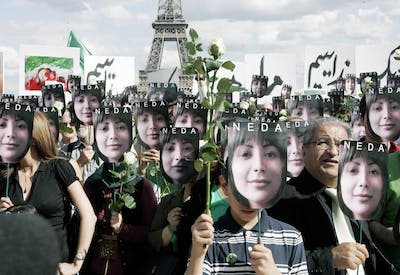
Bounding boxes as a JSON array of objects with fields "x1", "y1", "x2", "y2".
[
  {"x1": 394, "y1": 49, "x2": 400, "y2": 60},
  {"x1": 199, "y1": 139, "x2": 208, "y2": 149},
  {"x1": 239, "y1": 101, "x2": 250, "y2": 110},
  {"x1": 279, "y1": 116, "x2": 288, "y2": 122},
  {"x1": 124, "y1": 151, "x2": 138, "y2": 165},
  {"x1": 208, "y1": 38, "x2": 226, "y2": 57},
  {"x1": 364, "y1": 76, "x2": 373, "y2": 85},
  {"x1": 279, "y1": 109, "x2": 288, "y2": 117},
  {"x1": 248, "y1": 97, "x2": 256, "y2": 104}
]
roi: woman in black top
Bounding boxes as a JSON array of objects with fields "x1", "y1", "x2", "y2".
[{"x1": 0, "y1": 111, "x2": 96, "y2": 275}]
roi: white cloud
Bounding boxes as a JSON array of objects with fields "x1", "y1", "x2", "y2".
[
  {"x1": 99, "y1": 5, "x2": 133, "y2": 21},
  {"x1": 1, "y1": 0, "x2": 399, "y2": 93}
]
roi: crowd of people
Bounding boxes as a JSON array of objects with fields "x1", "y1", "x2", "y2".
[{"x1": 0, "y1": 74, "x2": 399, "y2": 275}]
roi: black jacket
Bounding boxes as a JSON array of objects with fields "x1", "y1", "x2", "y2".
[{"x1": 269, "y1": 169, "x2": 388, "y2": 275}]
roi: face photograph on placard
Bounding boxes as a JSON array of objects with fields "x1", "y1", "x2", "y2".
[
  {"x1": 67, "y1": 75, "x2": 81, "y2": 94},
  {"x1": 251, "y1": 75, "x2": 268, "y2": 98},
  {"x1": 72, "y1": 85, "x2": 102, "y2": 126},
  {"x1": 147, "y1": 83, "x2": 178, "y2": 105},
  {"x1": 360, "y1": 72, "x2": 378, "y2": 94},
  {"x1": 365, "y1": 88, "x2": 400, "y2": 142},
  {"x1": 40, "y1": 107, "x2": 59, "y2": 143},
  {"x1": 281, "y1": 84, "x2": 292, "y2": 99},
  {"x1": 336, "y1": 77, "x2": 345, "y2": 91},
  {"x1": 286, "y1": 121, "x2": 308, "y2": 178},
  {"x1": 338, "y1": 141, "x2": 388, "y2": 220},
  {"x1": 350, "y1": 112, "x2": 366, "y2": 141},
  {"x1": 93, "y1": 107, "x2": 132, "y2": 163},
  {"x1": 345, "y1": 74, "x2": 356, "y2": 96},
  {"x1": 135, "y1": 101, "x2": 169, "y2": 149},
  {"x1": 16, "y1": 96, "x2": 39, "y2": 109},
  {"x1": 0, "y1": 103, "x2": 34, "y2": 164},
  {"x1": 173, "y1": 102, "x2": 207, "y2": 139},
  {"x1": 160, "y1": 127, "x2": 199, "y2": 185},
  {"x1": 225, "y1": 121, "x2": 287, "y2": 209},
  {"x1": 41, "y1": 84, "x2": 65, "y2": 110},
  {"x1": 288, "y1": 95, "x2": 323, "y2": 121},
  {"x1": 121, "y1": 85, "x2": 138, "y2": 106},
  {"x1": 387, "y1": 75, "x2": 400, "y2": 91}
]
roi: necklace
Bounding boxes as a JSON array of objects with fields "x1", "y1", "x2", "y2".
[
  {"x1": 19, "y1": 162, "x2": 39, "y2": 195},
  {"x1": 20, "y1": 167, "x2": 32, "y2": 194}
]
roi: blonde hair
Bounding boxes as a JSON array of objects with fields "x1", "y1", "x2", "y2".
[{"x1": 32, "y1": 111, "x2": 58, "y2": 160}]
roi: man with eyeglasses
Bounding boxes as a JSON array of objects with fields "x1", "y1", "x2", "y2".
[{"x1": 269, "y1": 117, "x2": 385, "y2": 275}]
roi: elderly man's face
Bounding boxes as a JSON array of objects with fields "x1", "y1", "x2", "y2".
[{"x1": 303, "y1": 123, "x2": 349, "y2": 187}]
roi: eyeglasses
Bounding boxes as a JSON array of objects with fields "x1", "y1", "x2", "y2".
[{"x1": 306, "y1": 138, "x2": 341, "y2": 150}]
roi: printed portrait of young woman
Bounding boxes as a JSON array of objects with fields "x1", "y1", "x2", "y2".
[
  {"x1": 337, "y1": 141, "x2": 388, "y2": 221},
  {"x1": 93, "y1": 107, "x2": 132, "y2": 163},
  {"x1": 159, "y1": 127, "x2": 199, "y2": 185},
  {"x1": 225, "y1": 121, "x2": 287, "y2": 209},
  {"x1": 0, "y1": 103, "x2": 34, "y2": 164},
  {"x1": 71, "y1": 85, "x2": 103, "y2": 126}
]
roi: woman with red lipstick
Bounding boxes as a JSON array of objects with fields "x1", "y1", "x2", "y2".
[
  {"x1": 337, "y1": 141, "x2": 388, "y2": 221},
  {"x1": 0, "y1": 103, "x2": 33, "y2": 164}
]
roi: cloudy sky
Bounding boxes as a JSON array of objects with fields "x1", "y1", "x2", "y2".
[{"x1": 1, "y1": 0, "x2": 399, "y2": 92}]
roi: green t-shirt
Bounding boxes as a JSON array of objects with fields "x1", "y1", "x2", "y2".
[
  {"x1": 210, "y1": 184, "x2": 229, "y2": 222},
  {"x1": 379, "y1": 151, "x2": 400, "y2": 264}
]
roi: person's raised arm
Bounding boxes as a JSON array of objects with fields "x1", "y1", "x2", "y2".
[{"x1": 186, "y1": 213, "x2": 214, "y2": 275}]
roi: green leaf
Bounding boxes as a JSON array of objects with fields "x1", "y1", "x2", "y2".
[
  {"x1": 201, "y1": 99, "x2": 211, "y2": 109},
  {"x1": 201, "y1": 147, "x2": 217, "y2": 163},
  {"x1": 202, "y1": 142, "x2": 218, "y2": 150},
  {"x1": 209, "y1": 44, "x2": 219, "y2": 60},
  {"x1": 122, "y1": 194, "x2": 136, "y2": 209},
  {"x1": 186, "y1": 41, "x2": 196, "y2": 56},
  {"x1": 229, "y1": 85, "x2": 246, "y2": 93},
  {"x1": 149, "y1": 167, "x2": 156, "y2": 177},
  {"x1": 217, "y1": 78, "x2": 231, "y2": 93},
  {"x1": 194, "y1": 159, "x2": 204, "y2": 173},
  {"x1": 183, "y1": 63, "x2": 195, "y2": 75},
  {"x1": 217, "y1": 121, "x2": 228, "y2": 139},
  {"x1": 189, "y1": 28, "x2": 199, "y2": 42},
  {"x1": 221, "y1": 61, "x2": 235, "y2": 71},
  {"x1": 59, "y1": 123, "x2": 74, "y2": 133},
  {"x1": 108, "y1": 169, "x2": 122, "y2": 179},
  {"x1": 212, "y1": 97, "x2": 224, "y2": 111},
  {"x1": 193, "y1": 58, "x2": 205, "y2": 74},
  {"x1": 205, "y1": 59, "x2": 222, "y2": 72},
  {"x1": 195, "y1": 43, "x2": 203, "y2": 52},
  {"x1": 123, "y1": 183, "x2": 136, "y2": 194},
  {"x1": 209, "y1": 75, "x2": 218, "y2": 83},
  {"x1": 223, "y1": 100, "x2": 232, "y2": 111}
]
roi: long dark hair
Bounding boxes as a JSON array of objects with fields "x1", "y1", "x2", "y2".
[
  {"x1": 224, "y1": 121, "x2": 287, "y2": 208},
  {"x1": 337, "y1": 141, "x2": 388, "y2": 220}
]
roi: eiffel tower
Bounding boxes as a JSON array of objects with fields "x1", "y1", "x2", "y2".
[{"x1": 139, "y1": 0, "x2": 192, "y2": 93}]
